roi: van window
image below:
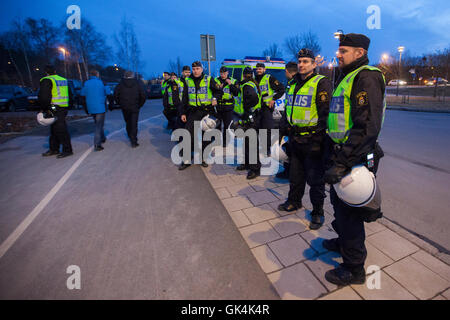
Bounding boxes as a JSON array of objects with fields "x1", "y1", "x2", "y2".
[
  {"x1": 233, "y1": 68, "x2": 243, "y2": 81},
  {"x1": 265, "y1": 69, "x2": 287, "y2": 86}
]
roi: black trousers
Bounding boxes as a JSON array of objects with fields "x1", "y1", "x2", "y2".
[
  {"x1": 287, "y1": 138, "x2": 325, "y2": 208},
  {"x1": 183, "y1": 108, "x2": 211, "y2": 161},
  {"x1": 260, "y1": 105, "x2": 274, "y2": 154},
  {"x1": 163, "y1": 107, "x2": 178, "y2": 128},
  {"x1": 121, "y1": 109, "x2": 140, "y2": 144},
  {"x1": 49, "y1": 107, "x2": 72, "y2": 153},
  {"x1": 216, "y1": 104, "x2": 234, "y2": 146},
  {"x1": 242, "y1": 113, "x2": 262, "y2": 172}
]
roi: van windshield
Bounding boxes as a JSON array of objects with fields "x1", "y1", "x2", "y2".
[{"x1": 265, "y1": 69, "x2": 287, "y2": 86}]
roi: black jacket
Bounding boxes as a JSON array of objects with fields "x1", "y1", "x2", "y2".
[
  {"x1": 38, "y1": 75, "x2": 73, "y2": 110},
  {"x1": 240, "y1": 79, "x2": 259, "y2": 114},
  {"x1": 114, "y1": 78, "x2": 146, "y2": 112},
  {"x1": 280, "y1": 72, "x2": 332, "y2": 142},
  {"x1": 163, "y1": 79, "x2": 181, "y2": 109},
  {"x1": 255, "y1": 73, "x2": 285, "y2": 106},
  {"x1": 330, "y1": 55, "x2": 385, "y2": 169},
  {"x1": 215, "y1": 77, "x2": 239, "y2": 104},
  {"x1": 181, "y1": 73, "x2": 221, "y2": 115}
]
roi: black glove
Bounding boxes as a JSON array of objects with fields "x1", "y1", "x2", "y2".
[{"x1": 324, "y1": 163, "x2": 348, "y2": 184}]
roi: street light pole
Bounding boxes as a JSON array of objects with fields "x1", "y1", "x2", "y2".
[
  {"x1": 59, "y1": 47, "x2": 67, "y2": 78},
  {"x1": 397, "y1": 46, "x2": 404, "y2": 96}
]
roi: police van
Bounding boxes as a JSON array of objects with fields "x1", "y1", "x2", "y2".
[{"x1": 221, "y1": 56, "x2": 286, "y2": 123}]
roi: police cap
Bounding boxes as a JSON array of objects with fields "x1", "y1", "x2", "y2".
[
  {"x1": 220, "y1": 66, "x2": 228, "y2": 73},
  {"x1": 243, "y1": 67, "x2": 253, "y2": 75},
  {"x1": 297, "y1": 48, "x2": 315, "y2": 60},
  {"x1": 192, "y1": 61, "x2": 203, "y2": 68},
  {"x1": 339, "y1": 33, "x2": 370, "y2": 50},
  {"x1": 182, "y1": 65, "x2": 190, "y2": 71},
  {"x1": 256, "y1": 62, "x2": 265, "y2": 68}
]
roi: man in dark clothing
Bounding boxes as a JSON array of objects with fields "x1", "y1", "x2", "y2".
[
  {"x1": 254, "y1": 62, "x2": 285, "y2": 155},
  {"x1": 39, "y1": 65, "x2": 73, "y2": 158},
  {"x1": 236, "y1": 67, "x2": 262, "y2": 180},
  {"x1": 215, "y1": 66, "x2": 240, "y2": 146},
  {"x1": 278, "y1": 49, "x2": 332, "y2": 231},
  {"x1": 179, "y1": 61, "x2": 222, "y2": 170},
  {"x1": 162, "y1": 72, "x2": 182, "y2": 130},
  {"x1": 322, "y1": 33, "x2": 386, "y2": 286},
  {"x1": 113, "y1": 71, "x2": 146, "y2": 148}
]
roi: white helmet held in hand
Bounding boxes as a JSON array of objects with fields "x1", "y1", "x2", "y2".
[
  {"x1": 37, "y1": 111, "x2": 55, "y2": 126},
  {"x1": 334, "y1": 165, "x2": 377, "y2": 207},
  {"x1": 200, "y1": 114, "x2": 220, "y2": 131},
  {"x1": 271, "y1": 136, "x2": 289, "y2": 163}
]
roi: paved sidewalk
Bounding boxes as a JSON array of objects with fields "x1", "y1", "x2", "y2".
[{"x1": 201, "y1": 154, "x2": 450, "y2": 300}]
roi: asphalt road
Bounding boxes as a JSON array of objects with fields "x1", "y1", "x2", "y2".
[
  {"x1": 378, "y1": 110, "x2": 450, "y2": 253},
  {"x1": 0, "y1": 99, "x2": 278, "y2": 299}
]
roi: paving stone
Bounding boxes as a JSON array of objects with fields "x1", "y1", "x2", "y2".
[
  {"x1": 230, "y1": 174, "x2": 250, "y2": 184},
  {"x1": 222, "y1": 196, "x2": 254, "y2": 213},
  {"x1": 248, "y1": 179, "x2": 278, "y2": 192},
  {"x1": 268, "y1": 215, "x2": 307, "y2": 237},
  {"x1": 268, "y1": 199, "x2": 303, "y2": 217},
  {"x1": 365, "y1": 242, "x2": 394, "y2": 270},
  {"x1": 251, "y1": 245, "x2": 284, "y2": 274},
  {"x1": 364, "y1": 221, "x2": 386, "y2": 235},
  {"x1": 226, "y1": 183, "x2": 256, "y2": 197},
  {"x1": 228, "y1": 210, "x2": 251, "y2": 228},
  {"x1": 243, "y1": 204, "x2": 279, "y2": 224},
  {"x1": 384, "y1": 256, "x2": 450, "y2": 300},
  {"x1": 239, "y1": 221, "x2": 281, "y2": 248},
  {"x1": 367, "y1": 229, "x2": 419, "y2": 261},
  {"x1": 411, "y1": 250, "x2": 450, "y2": 282},
  {"x1": 442, "y1": 288, "x2": 450, "y2": 300},
  {"x1": 268, "y1": 263, "x2": 327, "y2": 300},
  {"x1": 247, "y1": 190, "x2": 278, "y2": 206},
  {"x1": 268, "y1": 186, "x2": 290, "y2": 200},
  {"x1": 432, "y1": 295, "x2": 447, "y2": 300},
  {"x1": 268, "y1": 234, "x2": 314, "y2": 267},
  {"x1": 319, "y1": 286, "x2": 362, "y2": 300},
  {"x1": 214, "y1": 187, "x2": 231, "y2": 200},
  {"x1": 304, "y1": 251, "x2": 343, "y2": 292},
  {"x1": 210, "y1": 176, "x2": 238, "y2": 189},
  {"x1": 351, "y1": 271, "x2": 417, "y2": 300},
  {"x1": 300, "y1": 227, "x2": 338, "y2": 254}
]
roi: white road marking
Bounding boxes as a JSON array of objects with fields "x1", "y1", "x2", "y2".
[{"x1": 0, "y1": 114, "x2": 162, "y2": 260}]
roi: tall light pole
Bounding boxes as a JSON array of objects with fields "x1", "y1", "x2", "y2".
[
  {"x1": 396, "y1": 46, "x2": 405, "y2": 96},
  {"x1": 59, "y1": 47, "x2": 67, "y2": 78}
]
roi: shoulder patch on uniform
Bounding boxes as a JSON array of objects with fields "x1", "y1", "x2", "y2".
[
  {"x1": 318, "y1": 91, "x2": 328, "y2": 102},
  {"x1": 274, "y1": 80, "x2": 280, "y2": 85},
  {"x1": 356, "y1": 91, "x2": 368, "y2": 106},
  {"x1": 172, "y1": 86, "x2": 178, "y2": 90}
]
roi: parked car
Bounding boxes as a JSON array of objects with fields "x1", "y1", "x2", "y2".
[
  {"x1": 105, "y1": 82, "x2": 120, "y2": 110},
  {"x1": 67, "y1": 79, "x2": 82, "y2": 109},
  {"x1": 147, "y1": 83, "x2": 163, "y2": 99},
  {"x1": 388, "y1": 79, "x2": 407, "y2": 86},
  {"x1": 0, "y1": 85, "x2": 29, "y2": 112},
  {"x1": 424, "y1": 77, "x2": 448, "y2": 86},
  {"x1": 27, "y1": 89, "x2": 40, "y2": 111}
]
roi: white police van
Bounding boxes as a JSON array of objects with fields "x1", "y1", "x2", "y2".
[{"x1": 221, "y1": 56, "x2": 286, "y2": 124}]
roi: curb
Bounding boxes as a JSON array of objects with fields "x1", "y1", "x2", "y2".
[{"x1": 387, "y1": 105, "x2": 450, "y2": 114}]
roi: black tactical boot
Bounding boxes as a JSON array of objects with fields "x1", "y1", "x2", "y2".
[
  {"x1": 322, "y1": 238, "x2": 340, "y2": 253},
  {"x1": 309, "y1": 207, "x2": 325, "y2": 230},
  {"x1": 325, "y1": 264, "x2": 366, "y2": 286}
]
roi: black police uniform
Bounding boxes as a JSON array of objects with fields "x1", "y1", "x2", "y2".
[
  {"x1": 162, "y1": 79, "x2": 182, "y2": 130},
  {"x1": 38, "y1": 75, "x2": 73, "y2": 156},
  {"x1": 180, "y1": 72, "x2": 222, "y2": 166},
  {"x1": 324, "y1": 35, "x2": 385, "y2": 285},
  {"x1": 215, "y1": 76, "x2": 239, "y2": 146},
  {"x1": 279, "y1": 72, "x2": 332, "y2": 223},
  {"x1": 240, "y1": 78, "x2": 262, "y2": 177},
  {"x1": 254, "y1": 72, "x2": 285, "y2": 154}
]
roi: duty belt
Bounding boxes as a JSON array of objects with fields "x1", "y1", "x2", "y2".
[{"x1": 291, "y1": 125, "x2": 318, "y2": 137}]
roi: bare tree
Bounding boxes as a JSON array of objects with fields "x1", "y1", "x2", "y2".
[
  {"x1": 262, "y1": 43, "x2": 283, "y2": 59},
  {"x1": 0, "y1": 32, "x2": 25, "y2": 86},
  {"x1": 11, "y1": 19, "x2": 33, "y2": 87},
  {"x1": 114, "y1": 16, "x2": 143, "y2": 76},
  {"x1": 25, "y1": 18, "x2": 58, "y2": 64},
  {"x1": 284, "y1": 30, "x2": 321, "y2": 60},
  {"x1": 167, "y1": 56, "x2": 183, "y2": 75}
]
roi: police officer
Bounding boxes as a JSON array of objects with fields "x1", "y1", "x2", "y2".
[
  {"x1": 276, "y1": 61, "x2": 298, "y2": 180},
  {"x1": 179, "y1": 61, "x2": 222, "y2": 170},
  {"x1": 180, "y1": 66, "x2": 191, "y2": 85},
  {"x1": 323, "y1": 33, "x2": 386, "y2": 286},
  {"x1": 163, "y1": 72, "x2": 184, "y2": 130},
  {"x1": 215, "y1": 66, "x2": 239, "y2": 146},
  {"x1": 39, "y1": 65, "x2": 73, "y2": 158},
  {"x1": 234, "y1": 67, "x2": 262, "y2": 179},
  {"x1": 161, "y1": 72, "x2": 170, "y2": 96},
  {"x1": 278, "y1": 49, "x2": 331, "y2": 231},
  {"x1": 254, "y1": 62, "x2": 285, "y2": 155}
]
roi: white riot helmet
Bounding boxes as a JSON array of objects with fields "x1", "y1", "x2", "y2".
[
  {"x1": 271, "y1": 136, "x2": 289, "y2": 163},
  {"x1": 200, "y1": 114, "x2": 220, "y2": 131},
  {"x1": 334, "y1": 165, "x2": 377, "y2": 207},
  {"x1": 37, "y1": 111, "x2": 56, "y2": 126}
]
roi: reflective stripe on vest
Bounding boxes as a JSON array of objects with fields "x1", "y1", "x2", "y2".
[
  {"x1": 186, "y1": 76, "x2": 213, "y2": 107},
  {"x1": 258, "y1": 74, "x2": 274, "y2": 104},
  {"x1": 285, "y1": 75, "x2": 324, "y2": 127},
  {"x1": 215, "y1": 77, "x2": 236, "y2": 103},
  {"x1": 327, "y1": 65, "x2": 386, "y2": 143},
  {"x1": 240, "y1": 81, "x2": 261, "y2": 113},
  {"x1": 40, "y1": 75, "x2": 69, "y2": 107}
]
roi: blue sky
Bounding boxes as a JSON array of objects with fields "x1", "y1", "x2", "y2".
[{"x1": 1, "y1": 0, "x2": 449, "y2": 78}]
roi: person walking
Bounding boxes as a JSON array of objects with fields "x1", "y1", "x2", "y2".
[{"x1": 113, "y1": 71, "x2": 146, "y2": 148}]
